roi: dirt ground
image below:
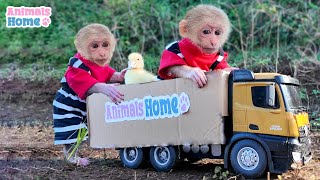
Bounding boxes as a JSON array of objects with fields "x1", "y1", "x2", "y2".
[{"x1": 0, "y1": 78, "x2": 319, "y2": 180}]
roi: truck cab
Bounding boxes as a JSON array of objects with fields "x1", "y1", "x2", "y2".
[{"x1": 224, "y1": 70, "x2": 312, "y2": 177}]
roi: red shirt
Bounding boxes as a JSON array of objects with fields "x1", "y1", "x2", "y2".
[
  {"x1": 158, "y1": 38, "x2": 229, "y2": 79},
  {"x1": 65, "y1": 53, "x2": 116, "y2": 100}
]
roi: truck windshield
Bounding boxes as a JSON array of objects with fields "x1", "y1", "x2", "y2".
[{"x1": 280, "y1": 84, "x2": 304, "y2": 111}]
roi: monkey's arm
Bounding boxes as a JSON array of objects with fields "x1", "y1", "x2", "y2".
[
  {"x1": 166, "y1": 65, "x2": 192, "y2": 78},
  {"x1": 158, "y1": 50, "x2": 186, "y2": 79},
  {"x1": 109, "y1": 69, "x2": 127, "y2": 83},
  {"x1": 65, "y1": 67, "x2": 98, "y2": 100},
  {"x1": 66, "y1": 67, "x2": 123, "y2": 103},
  {"x1": 86, "y1": 83, "x2": 123, "y2": 104}
]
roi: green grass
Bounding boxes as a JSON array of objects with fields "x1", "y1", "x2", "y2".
[{"x1": 0, "y1": 63, "x2": 65, "y2": 81}]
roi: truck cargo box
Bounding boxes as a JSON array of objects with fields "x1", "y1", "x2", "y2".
[{"x1": 87, "y1": 70, "x2": 230, "y2": 148}]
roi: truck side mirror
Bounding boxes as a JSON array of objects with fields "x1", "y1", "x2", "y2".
[{"x1": 266, "y1": 83, "x2": 275, "y2": 107}]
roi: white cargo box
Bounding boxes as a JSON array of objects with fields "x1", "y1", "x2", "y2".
[{"x1": 87, "y1": 70, "x2": 229, "y2": 148}]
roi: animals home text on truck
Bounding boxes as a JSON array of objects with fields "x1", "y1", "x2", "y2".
[{"x1": 87, "y1": 69, "x2": 312, "y2": 179}]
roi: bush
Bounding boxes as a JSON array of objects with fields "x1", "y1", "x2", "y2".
[{"x1": 0, "y1": 1, "x2": 319, "y2": 95}]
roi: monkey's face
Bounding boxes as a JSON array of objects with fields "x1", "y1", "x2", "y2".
[
  {"x1": 179, "y1": 5, "x2": 231, "y2": 55},
  {"x1": 194, "y1": 23, "x2": 224, "y2": 54},
  {"x1": 82, "y1": 34, "x2": 113, "y2": 66}
]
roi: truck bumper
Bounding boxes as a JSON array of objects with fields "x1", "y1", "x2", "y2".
[
  {"x1": 288, "y1": 137, "x2": 312, "y2": 168},
  {"x1": 256, "y1": 134, "x2": 312, "y2": 174}
]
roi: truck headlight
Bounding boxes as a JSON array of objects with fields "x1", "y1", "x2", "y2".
[{"x1": 292, "y1": 152, "x2": 302, "y2": 163}]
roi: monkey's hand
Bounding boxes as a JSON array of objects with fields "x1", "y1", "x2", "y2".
[
  {"x1": 168, "y1": 65, "x2": 207, "y2": 88},
  {"x1": 100, "y1": 83, "x2": 124, "y2": 104},
  {"x1": 223, "y1": 67, "x2": 238, "y2": 72},
  {"x1": 110, "y1": 69, "x2": 127, "y2": 83},
  {"x1": 119, "y1": 68, "x2": 127, "y2": 80},
  {"x1": 185, "y1": 67, "x2": 208, "y2": 88},
  {"x1": 87, "y1": 83, "x2": 124, "y2": 104}
]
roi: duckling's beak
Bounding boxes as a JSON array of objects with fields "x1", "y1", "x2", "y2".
[{"x1": 128, "y1": 60, "x2": 136, "y2": 69}]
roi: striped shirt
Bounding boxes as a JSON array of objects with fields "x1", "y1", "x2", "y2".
[{"x1": 53, "y1": 53, "x2": 115, "y2": 145}]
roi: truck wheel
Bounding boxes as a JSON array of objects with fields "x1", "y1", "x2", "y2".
[
  {"x1": 230, "y1": 140, "x2": 267, "y2": 178},
  {"x1": 119, "y1": 147, "x2": 144, "y2": 169},
  {"x1": 149, "y1": 146, "x2": 176, "y2": 172}
]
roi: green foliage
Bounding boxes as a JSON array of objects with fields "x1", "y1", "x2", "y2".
[
  {"x1": 311, "y1": 118, "x2": 320, "y2": 131},
  {"x1": 299, "y1": 88, "x2": 308, "y2": 100},
  {"x1": 68, "y1": 124, "x2": 88, "y2": 161},
  {"x1": 1, "y1": 0, "x2": 112, "y2": 66},
  {"x1": 312, "y1": 89, "x2": 320, "y2": 95},
  {"x1": 1, "y1": 0, "x2": 319, "y2": 72},
  {"x1": 221, "y1": 0, "x2": 320, "y2": 70},
  {"x1": 211, "y1": 166, "x2": 229, "y2": 179},
  {"x1": 0, "y1": 0, "x2": 319, "y2": 119},
  {"x1": 0, "y1": 63, "x2": 65, "y2": 81}
]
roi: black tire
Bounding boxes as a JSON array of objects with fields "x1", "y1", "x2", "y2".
[
  {"x1": 149, "y1": 146, "x2": 176, "y2": 172},
  {"x1": 119, "y1": 147, "x2": 144, "y2": 169},
  {"x1": 230, "y1": 139, "x2": 267, "y2": 179}
]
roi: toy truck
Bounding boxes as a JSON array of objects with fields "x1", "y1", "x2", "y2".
[{"x1": 87, "y1": 69, "x2": 312, "y2": 179}]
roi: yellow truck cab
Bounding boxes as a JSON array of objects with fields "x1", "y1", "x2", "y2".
[{"x1": 223, "y1": 70, "x2": 312, "y2": 177}]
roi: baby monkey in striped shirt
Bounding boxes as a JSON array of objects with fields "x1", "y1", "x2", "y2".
[{"x1": 53, "y1": 24, "x2": 126, "y2": 166}]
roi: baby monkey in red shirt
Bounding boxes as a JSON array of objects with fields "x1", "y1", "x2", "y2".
[
  {"x1": 159, "y1": 4, "x2": 234, "y2": 87},
  {"x1": 53, "y1": 24, "x2": 126, "y2": 166}
]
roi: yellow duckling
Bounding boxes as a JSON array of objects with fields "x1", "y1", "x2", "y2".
[{"x1": 124, "y1": 52, "x2": 160, "y2": 84}]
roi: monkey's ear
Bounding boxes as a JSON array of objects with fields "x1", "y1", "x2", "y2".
[
  {"x1": 179, "y1": 20, "x2": 188, "y2": 37},
  {"x1": 74, "y1": 39, "x2": 82, "y2": 53}
]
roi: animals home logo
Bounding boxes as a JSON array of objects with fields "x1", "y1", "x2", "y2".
[
  {"x1": 105, "y1": 92, "x2": 190, "y2": 123},
  {"x1": 6, "y1": 6, "x2": 52, "y2": 28}
]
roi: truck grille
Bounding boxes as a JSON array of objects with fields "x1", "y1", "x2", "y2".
[
  {"x1": 299, "y1": 125, "x2": 310, "y2": 137},
  {"x1": 298, "y1": 125, "x2": 312, "y2": 162}
]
